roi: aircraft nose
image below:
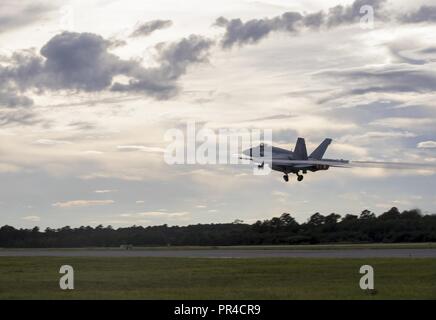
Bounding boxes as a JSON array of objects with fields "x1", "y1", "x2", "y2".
[{"x1": 242, "y1": 148, "x2": 252, "y2": 157}]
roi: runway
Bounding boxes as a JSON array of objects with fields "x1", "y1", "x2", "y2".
[{"x1": 1, "y1": 248, "x2": 436, "y2": 258}]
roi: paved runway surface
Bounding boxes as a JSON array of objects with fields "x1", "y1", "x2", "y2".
[{"x1": 1, "y1": 249, "x2": 436, "y2": 258}]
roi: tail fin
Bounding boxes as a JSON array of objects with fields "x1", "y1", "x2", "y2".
[
  {"x1": 294, "y1": 137, "x2": 308, "y2": 160},
  {"x1": 309, "y1": 138, "x2": 332, "y2": 159}
]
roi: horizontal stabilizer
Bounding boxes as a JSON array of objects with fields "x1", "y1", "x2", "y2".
[{"x1": 309, "y1": 138, "x2": 332, "y2": 160}]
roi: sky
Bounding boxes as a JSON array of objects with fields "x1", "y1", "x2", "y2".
[{"x1": 1, "y1": 0, "x2": 436, "y2": 229}]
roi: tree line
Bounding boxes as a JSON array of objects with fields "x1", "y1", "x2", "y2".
[{"x1": 0, "y1": 207, "x2": 435, "y2": 247}]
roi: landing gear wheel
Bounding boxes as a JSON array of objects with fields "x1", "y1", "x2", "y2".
[
  {"x1": 283, "y1": 175, "x2": 289, "y2": 182},
  {"x1": 297, "y1": 175, "x2": 304, "y2": 182}
]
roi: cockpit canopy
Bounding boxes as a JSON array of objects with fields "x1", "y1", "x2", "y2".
[{"x1": 243, "y1": 143, "x2": 265, "y2": 158}]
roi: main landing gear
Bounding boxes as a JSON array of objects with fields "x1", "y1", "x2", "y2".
[{"x1": 283, "y1": 173, "x2": 304, "y2": 182}]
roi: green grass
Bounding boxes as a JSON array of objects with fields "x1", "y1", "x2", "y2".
[
  {"x1": 132, "y1": 243, "x2": 436, "y2": 250},
  {"x1": 0, "y1": 257, "x2": 435, "y2": 299}
]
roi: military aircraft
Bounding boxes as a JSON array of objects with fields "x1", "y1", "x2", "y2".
[{"x1": 242, "y1": 138, "x2": 435, "y2": 182}]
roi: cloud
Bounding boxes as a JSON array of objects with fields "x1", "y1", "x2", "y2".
[
  {"x1": 52, "y1": 200, "x2": 115, "y2": 208},
  {"x1": 320, "y1": 65, "x2": 436, "y2": 97},
  {"x1": 92, "y1": 210, "x2": 191, "y2": 226},
  {"x1": 400, "y1": 6, "x2": 436, "y2": 23},
  {"x1": 81, "y1": 150, "x2": 104, "y2": 155},
  {"x1": 112, "y1": 35, "x2": 214, "y2": 96},
  {"x1": 35, "y1": 139, "x2": 72, "y2": 146},
  {"x1": 21, "y1": 215, "x2": 41, "y2": 222},
  {"x1": 339, "y1": 131, "x2": 417, "y2": 144},
  {"x1": 167, "y1": 212, "x2": 190, "y2": 218},
  {"x1": 0, "y1": 109, "x2": 42, "y2": 127},
  {"x1": 420, "y1": 47, "x2": 436, "y2": 54},
  {"x1": 111, "y1": 34, "x2": 213, "y2": 95},
  {"x1": 40, "y1": 32, "x2": 135, "y2": 91},
  {"x1": 370, "y1": 117, "x2": 434, "y2": 129},
  {"x1": 325, "y1": 0, "x2": 386, "y2": 27},
  {"x1": 330, "y1": 143, "x2": 368, "y2": 157},
  {"x1": 0, "y1": 1, "x2": 55, "y2": 34},
  {"x1": 130, "y1": 19, "x2": 173, "y2": 37},
  {"x1": 388, "y1": 42, "x2": 428, "y2": 65},
  {"x1": 155, "y1": 35, "x2": 213, "y2": 77},
  {"x1": 0, "y1": 89, "x2": 34, "y2": 108},
  {"x1": 107, "y1": 37, "x2": 127, "y2": 49},
  {"x1": 0, "y1": 32, "x2": 213, "y2": 105},
  {"x1": 215, "y1": 0, "x2": 387, "y2": 48},
  {"x1": 214, "y1": 2, "x2": 436, "y2": 50},
  {"x1": 120, "y1": 211, "x2": 190, "y2": 219},
  {"x1": 117, "y1": 145, "x2": 166, "y2": 153},
  {"x1": 0, "y1": 33, "x2": 132, "y2": 102},
  {"x1": 68, "y1": 121, "x2": 96, "y2": 131},
  {"x1": 215, "y1": 12, "x2": 303, "y2": 48},
  {"x1": 94, "y1": 190, "x2": 117, "y2": 194},
  {"x1": 418, "y1": 141, "x2": 436, "y2": 149}
]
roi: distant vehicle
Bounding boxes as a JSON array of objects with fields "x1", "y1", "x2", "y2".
[{"x1": 242, "y1": 138, "x2": 435, "y2": 182}]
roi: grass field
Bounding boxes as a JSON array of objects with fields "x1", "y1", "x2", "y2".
[
  {"x1": 127, "y1": 242, "x2": 436, "y2": 250},
  {"x1": 0, "y1": 257, "x2": 435, "y2": 299}
]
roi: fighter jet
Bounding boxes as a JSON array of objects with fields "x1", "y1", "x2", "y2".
[{"x1": 242, "y1": 138, "x2": 435, "y2": 182}]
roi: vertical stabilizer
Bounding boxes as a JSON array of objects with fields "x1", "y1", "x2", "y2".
[{"x1": 294, "y1": 137, "x2": 308, "y2": 160}]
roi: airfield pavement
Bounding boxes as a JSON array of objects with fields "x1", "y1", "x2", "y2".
[{"x1": 1, "y1": 248, "x2": 436, "y2": 258}]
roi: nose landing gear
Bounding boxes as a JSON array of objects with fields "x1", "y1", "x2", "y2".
[
  {"x1": 283, "y1": 174, "x2": 289, "y2": 182},
  {"x1": 297, "y1": 174, "x2": 304, "y2": 182}
]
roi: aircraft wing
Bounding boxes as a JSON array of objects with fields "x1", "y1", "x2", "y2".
[
  {"x1": 271, "y1": 159, "x2": 351, "y2": 168},
  {"x1": 271, "y1": 159, "x2": 436, "y2": 170},
  {"x1": 238, "y1": 154, "x2": 436, "y2": 170}
]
